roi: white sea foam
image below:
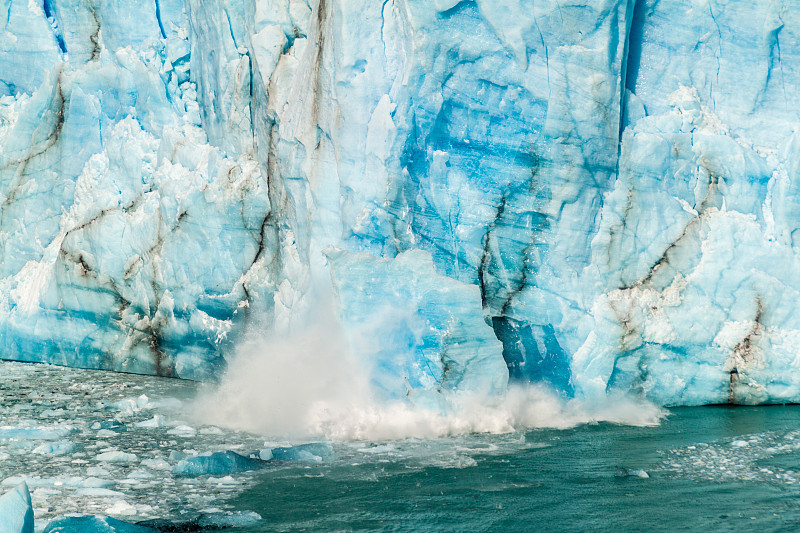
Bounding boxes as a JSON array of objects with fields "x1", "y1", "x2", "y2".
[{"x1": 193, "y1": 305, "x2": 665, "y2": 441}]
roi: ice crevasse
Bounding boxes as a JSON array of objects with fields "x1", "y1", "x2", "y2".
[{"x1": 1, "y1": 0, "x2": 799, "y2": 406}]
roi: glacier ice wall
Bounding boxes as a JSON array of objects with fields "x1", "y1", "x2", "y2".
[{"x1": 1, "y1": 0, "x2": 800, "y2": 405}]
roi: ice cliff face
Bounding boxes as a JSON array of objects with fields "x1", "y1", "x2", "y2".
[{"x1": 1, "y1": 0, "x2": 799, "y2": 406}]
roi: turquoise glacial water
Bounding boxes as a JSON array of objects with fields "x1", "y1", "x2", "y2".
[
  {"x1": 233, "y1": 406, "x2": 800, "y2": 532},
  {"x1": 3, "y1": 361, "x2": 800, "y2": 532}
]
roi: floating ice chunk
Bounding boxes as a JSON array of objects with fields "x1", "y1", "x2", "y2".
[
  {"x1": 90, "y1": 422, "x2": 127, "y2": 433},
  {"x1": 33, "y1": 440, "x2": 75, "y2": 455},
  {"x1": 166, "y1": 425, "x2": 196, "y2": 437},
  {"x1": 75, "y1": 488, "x2": 125, "y2": 497},
  {"x1": 0, "y1": 482, "x2": 34, "y2": 533},
  {"x1": 4, "y1": 476, "x2": 113, "y2": 489},
  {"x1": 112, "y1": 396, "x2": 152, "y2": 414},
  {"x1": 195, "y1": 511, "x2": 262, "y2": 528},
  {"x1": 206, "y1": 476, "x2": 239, "y2": 485},
  {"x1": 2, "y1": 476, "x2": 112, "y2": 489},
  {"x1": 134, "y1": 416, "x2": 166, "y2": 429},
  {"x1": 43, "y1": 515, "x2": 156, "y2": 532},
  {"x1": 731, "y1": 440, "x2": 750, "y2": 447},
  {"x1": 0, "y1": 426, "x2": 73, "y2": 441},
  {"x1": 614, "y1": 467, "x2": 650, "y2": 479},
  {"x1": 2, "y1": 476, "x2": 60, "y2": 488},
  {"x1": 134, "y1": 395, "x2": 151, "y2": 409},
  {"x1": 137, "y1": 511, "x2": 262, "y2": 530},
  {"x1": 125, "y1": 471, "x2": 154, "y2": 480},
  {"x1": 9, "y1": 441, "x2": 35, "y2": 451},
  {"x1": 96, "y1": 430, "x2": 117, "y2": 438},
  {"x1": 96, "y1": 451, "x2": 138, "y2": 463},
  {"x1": 138, "y1": 459, "x2": 170, "y2": 471},
  {"x1": 172, "y1": 451, "x2": 267, "y2": 477},
  {"x1": 104, "y1": 501, "x2": 138, "y2": 516},
  {"x1": 32, "y1": 487, "x2": 60, "y2": 498},
  {"x1": 257, "y1": 449, "x2": 273, "y2": 461},
  {"x1": 81, "y1": 478, "x2": 117, "y2": 489},
  {"x1": 268, "y1": 442, "x2": 334, "y2": 463},
  {"x1": 168, "y1": 451, "x2": 187, "y2": 462}
]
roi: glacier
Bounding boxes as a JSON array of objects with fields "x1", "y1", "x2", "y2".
[{"x1": 1, "y1": 0, "x2": 799, "y2": 406}]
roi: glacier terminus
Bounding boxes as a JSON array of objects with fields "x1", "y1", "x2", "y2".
[{"x1": 1, "y1": 0, "x2": 800, "y2": 407}]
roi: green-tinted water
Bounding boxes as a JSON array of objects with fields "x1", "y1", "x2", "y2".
[
  {"x1": 233, "y1": 406, "x2": 800, "y2": 532},
  {"x1": 4, "y1": 361, "x2": 799, "y2": 531}
]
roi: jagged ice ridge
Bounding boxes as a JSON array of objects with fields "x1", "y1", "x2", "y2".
[{"x1": 1, "y1": 0, "x2": 799, "y2": 406}]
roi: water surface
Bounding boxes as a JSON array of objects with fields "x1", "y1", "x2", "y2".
[
  {"x1": 233, "y1": 406, "x2": 800, "y2": 532},
  {"x1": 3, "y1": 361, "x2": 800, "y2": 532}
]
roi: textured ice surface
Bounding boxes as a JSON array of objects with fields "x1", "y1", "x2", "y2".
[
  {"x1": 327, "y1": 249, "x2": 507, "y2": 402},
  {"x1": 1, "y1": 0, "x2": 800, "y2": 405},
  {"x1": 0, "y1": 482, "x2": 34, "y2": 533},
  {"x1": 268, "y1": 442, "x2": 333, "y2": 463},
  {"x1": 172, "y1": 451, "x2": 266, "y2": 477},
  {"x1": 43, "y1": 516, "x2": 157, "y2": 533}
]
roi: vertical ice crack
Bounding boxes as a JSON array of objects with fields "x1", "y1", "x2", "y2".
[
  {"x1": 776, "y1": 26, "x2": 788, "y2": 108},
  {"x1": 223, "y1": 8, "x2": 238, "y2": 49},
  {"x1": 623, "y1": 0, "x2": 645, "y2": 95},
  {"x1": 308, "y1": 0, "x2": 328, "y2": 128},
  {"x1": 42, "y1": 0, "x2": 67, "y2": 56},
  {"x1": 707, "y1": 0, "x2": 722, "y2": 110},
  {"x1": 379, "y1": 0, "x2": 391, "y2": 42},
  {"x1": 618, "y1": 0, "x2": 645, "y2": 146},
  {"x1": 154, "y1": 0, "x2": 166, "y2": 39},
  {"x1": 533, "y1": 17, "x2": 550, "y2": 100},
  {"x1": 378, "y1": 0, "x2": 393, "y2": 75},
  {"x1": 757, "y1": 9, "x2": 787, "y2": 111}
]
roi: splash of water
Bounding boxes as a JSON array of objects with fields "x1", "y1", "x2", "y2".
[{"x1": 193, "y1": 303, "x2": 665, "y2": 441}]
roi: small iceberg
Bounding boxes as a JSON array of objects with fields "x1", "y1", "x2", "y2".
[
  {"x1": 44, "y1": 516, "x2": 155, "y2": 533},
  {"x1": 33, "y1": 440, "x2": 75, "y2": 456},
  {"x1": 0, "y1": 426, "x2": 73, "y2": 441},
  {"x1": 266, "y1": 442, "x2": 334, "y2": 463},
  {"x1": 614, "y1": 467, "x2": 650, "y2": 479},
  {"x1": 0, "y1": 482, "x2": 34, "y2": 533},
  {"x1": 89, "y1": 421, "x2": 128, "y2": 432},
  {"x1": 172, "y1": 451, "x2": 267, "y2": 477},
  {"x1": 96, "y1": 451, "x2": 138, "y2": 463}
]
